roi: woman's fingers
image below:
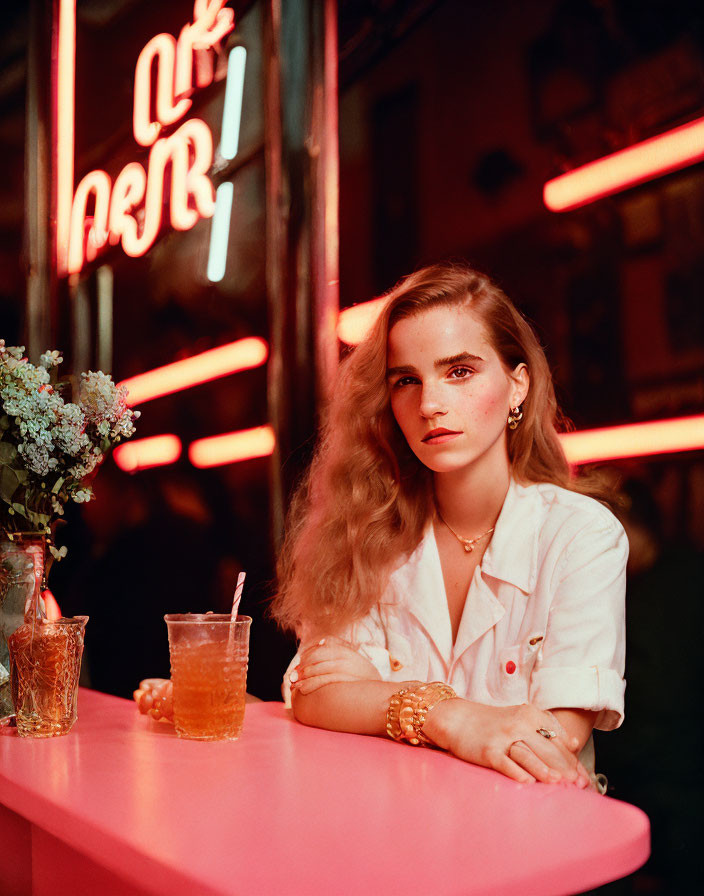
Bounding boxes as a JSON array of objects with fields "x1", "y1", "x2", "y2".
[
  {"x1": 294, "y1": 659, "x2": 354, "y2": 679},
  {"x1": 491, "y1": 751, "x2": 537, "y2": 785},
  {"x1": 133, "y1": 678, "x2": 173, "y2": 721},
  {"x1": 134, "y1": 689, "x2": 153, "y2": 714},
  {"x1": 149, "y1": 681, "x2": 174, "y2": 721},
  {"x1": 298, "y1": 639, "x2": 355, "y2": 666},
  {"x1": 507, "y1": 740, "x2": 562, "y2": 784},
  {"x1": 497, "y1": 707, "x2": 588, "y2": 785},
  {"x1": 291, "y1": 660, "x2": 360, "y2": 693},
  {"x1": 527, "y1": 735, "x2": 589, "y2": 786},
  {"x1": 529, "y1": 739, "x2": 578, "y2": 780},
  {"x1": 505, "y1": 736, "x2": 588, "y2": 787},
  {"x1": 138, "y1": 678, "x2": 168, "y2": 692},
  {"x1": 294, "y1": 672, "x2": 358, "y2": 695},
  {"x1": 522, "y1": 707, "x2": 590, "y2": 783},
  {"x1": 439, "y1": 702, "x2": 591, "y2": 788},
  {"x1": 291, "y1": 647, "x2": 381, "y2": 689}
]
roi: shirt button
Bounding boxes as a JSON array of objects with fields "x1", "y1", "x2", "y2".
[{"x1": 505, "y1": 660, "x2": 516, "y2": 674}]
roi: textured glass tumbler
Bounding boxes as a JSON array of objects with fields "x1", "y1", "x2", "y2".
[
  {"x1": 8, "y1": 616, "x2": 88, "y2": 737},
  {"x1": 165, "y1": 614, "x2": 251, "y2": 741}
]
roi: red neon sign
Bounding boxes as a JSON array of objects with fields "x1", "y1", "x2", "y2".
[
  {"x1": 189, "y1": 426, "x2": 275, "y2": 467},
  {"x1": 56, "y1": 0, "x2": 235, "y2": 276},
  {"x1": 113, "y1": 435, "x2": 183, "y2": 472},
  {"x1": 119, "y1": 337, "x2": 269, "y2": 406},
  {"x1": 559, "y1": 415, "x2": 704, "y2": 464},
  {"x1": 544, "y1": 115, "x2": 704, "y2": 212},
  {"x1": 337, "y1": 297, "x2": 387, "y2": 345}
]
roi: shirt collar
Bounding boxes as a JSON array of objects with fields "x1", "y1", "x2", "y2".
[
  {"x1": 386, "y1": 531, "x2": 453, "y2": 656},
  {"x1": 384, "y1": 479, "x2": 540, "y2": 657},
  {"x1": 480, "y1": 478, "x2": 540, "y2": 594}
]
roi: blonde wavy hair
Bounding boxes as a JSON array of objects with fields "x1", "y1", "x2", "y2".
[{"x1": 272, "y1": 262, "x2": 591, "y2": 639}]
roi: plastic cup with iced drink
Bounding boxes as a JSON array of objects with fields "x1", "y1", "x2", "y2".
[{"x1": 164, "y1": 614, "x2": 251, "y2": 741}]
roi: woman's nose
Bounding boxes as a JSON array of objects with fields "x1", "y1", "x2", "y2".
[{"x1": 419, "y1": 385, "x2": 447, "y2": 419}]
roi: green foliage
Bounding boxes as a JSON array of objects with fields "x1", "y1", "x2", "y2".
[{"x1": 0, "y1": 341, "x2": 140, "y2": 543}]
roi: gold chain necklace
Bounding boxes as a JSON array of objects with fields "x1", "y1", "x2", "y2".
[{"x1": 435, "y1": 507, "x2": 495, "y2": 553}]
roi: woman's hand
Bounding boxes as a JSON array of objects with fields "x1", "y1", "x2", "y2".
[
  {"x1": 289, "y1": 637, "x2": 382, "y2": 695},
  {"x1": 423, "y1": 699, "x2": 591, "y2": 787},
  {"x1": 133, "y1": 678, "x2": 173, "y2": 722}
]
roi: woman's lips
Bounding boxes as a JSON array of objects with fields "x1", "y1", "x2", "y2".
[{"x1": 422, "y1": 430, "x2": 462, "y2": 444}]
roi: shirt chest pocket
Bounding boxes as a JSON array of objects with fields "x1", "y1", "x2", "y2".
[{"x1": 490, "y1": 633, "x2": 544, "y2": 703}]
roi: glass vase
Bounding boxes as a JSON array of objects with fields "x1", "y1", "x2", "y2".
[{"x1": 0, "y1": 534, "x2": 47, "y2": 720}]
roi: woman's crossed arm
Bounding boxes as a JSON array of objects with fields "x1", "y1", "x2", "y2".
[{"x1": 291, "y1": 639, "x2": 592, "y2": 788}]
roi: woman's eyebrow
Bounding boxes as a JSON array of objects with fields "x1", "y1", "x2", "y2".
[
  {"x1": 434, "y1": 352, "x2": 483, "y2": 368},
  {"x1": 386, "y1": 352, "x2": 484, "y2": 378},
  {"x1": 386, "y1": 364, "x2": 417, "y2": 377}
]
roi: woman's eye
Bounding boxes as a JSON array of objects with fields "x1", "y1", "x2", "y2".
[
  {"x1": 393, "y1": 376, "x2": 420, "y2": 388},
  {"x1": 448, "y1": 366, "x2": 473, "y2": 379}
]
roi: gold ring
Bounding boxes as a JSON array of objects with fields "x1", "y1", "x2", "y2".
[{"x1": 536, "y1": 727, "x2": 557, "y2": 739}]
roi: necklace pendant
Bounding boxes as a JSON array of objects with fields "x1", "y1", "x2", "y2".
[{"x1": 463, "y1": 542, "x2": 473, "y2": 553}]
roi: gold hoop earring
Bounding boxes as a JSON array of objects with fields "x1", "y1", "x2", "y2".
[{"x1": 507, "y1": 406, "x2": 523, "y2": 430}]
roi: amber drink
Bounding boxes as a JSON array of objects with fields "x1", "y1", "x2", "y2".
[
  {"x1": 8, "y1": 616, "x2": 88, "y2": 737},
  {"x1": 164, "y1": 614, "x2": 251, "y2": 741}
]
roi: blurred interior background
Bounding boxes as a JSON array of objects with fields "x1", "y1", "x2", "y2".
[{"x1": 0, "y1": 1, "x2": 702, "y2": 892}]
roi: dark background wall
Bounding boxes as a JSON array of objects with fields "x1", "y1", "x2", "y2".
[{"x1": 1, "y1": 2, "x2": 702, "y2": 892}]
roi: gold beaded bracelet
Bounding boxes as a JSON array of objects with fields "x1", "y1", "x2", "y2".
[{"x1": 386, "y1": 681, "x2": 458, "y2": 747}]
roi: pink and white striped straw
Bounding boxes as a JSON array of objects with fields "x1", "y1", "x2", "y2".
[
  {"x1": 231, "y1": 571, "x2": 246, "y2": 621},
  {"x1": 228, "y1": 571, "x2": 246, "y2": 654}
]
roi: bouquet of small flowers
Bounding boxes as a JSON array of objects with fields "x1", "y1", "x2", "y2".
[{"x1": 0, "y1": 340, "x2": 140, "y2": 558}]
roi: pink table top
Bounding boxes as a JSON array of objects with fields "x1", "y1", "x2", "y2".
[{"x1": 0, "y1": 688, "x2": 649, "y2": 896}]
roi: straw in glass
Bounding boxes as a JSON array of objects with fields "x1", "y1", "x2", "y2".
[{"x1": 227, "y1": 571, "x2": 246, "y2": 653}]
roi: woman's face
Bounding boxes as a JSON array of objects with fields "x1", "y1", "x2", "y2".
[{"x1": 386, "y1": 304, "x2": 528, "y2": 476}]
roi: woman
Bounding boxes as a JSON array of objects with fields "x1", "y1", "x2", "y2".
[{"x1": 272, "y1": 262, "x2": 627, "y2": 788}]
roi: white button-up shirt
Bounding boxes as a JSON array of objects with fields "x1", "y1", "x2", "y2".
[{"x1": 286, "y1": 479, "x2": 628, "y2": 735}]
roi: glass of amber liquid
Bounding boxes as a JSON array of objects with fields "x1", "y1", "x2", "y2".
[
  {"x1": 164, "y1": 614, "x2": 251, "y2": 741},
  {"x1": 8, "y1": 616, "x2": 88, "y2": 737}
]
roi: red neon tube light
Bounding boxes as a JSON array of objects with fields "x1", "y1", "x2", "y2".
[
  {"x1": 189, "y1": 425, "x2": 275, "y2": 468},
  {"x1": 559, "y1": 415, "x2": 704, "y2": 464},
  {"x1": 119, "y1": 338, "x2": 269, "y2": 407},
  {"x1": 544, "y1": 116, "x2": 704, "y2": 212},
  {"x1": 337, "y1": 297, "x2": 387, "y2": 345},
  {"x1": 113, "y1": 435, "x2": 182, "y2": 472},
  {"x1": 56, "y1": 0, "x2": 76, "y2": 276}
]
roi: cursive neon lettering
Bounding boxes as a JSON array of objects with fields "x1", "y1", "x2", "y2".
[
  {"x1": 65, "y1": 1, "x2": 233, "y2": 274},
  {"x1": 68, "y1": 119, "x2": 215, "y2": 273},
  {"x1": 108, "y1": 163, "x2": 147, "y2": 250},
  {"x1": 68, "y1": 170, "x2": 111, "y2": 274},
  {"x1": 148, "y1": 118, "x2": 215, "y2": 234},
  {"x1": 134, "y1": 0, "x2": 234, "y2": 147},
  {"x1": 133, "y1": 33, "x2": 191, "y2": 147}
]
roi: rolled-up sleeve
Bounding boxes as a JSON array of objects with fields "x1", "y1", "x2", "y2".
[{"x1": 530, "y1": 513, "x2": 628, "y2": 730}]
